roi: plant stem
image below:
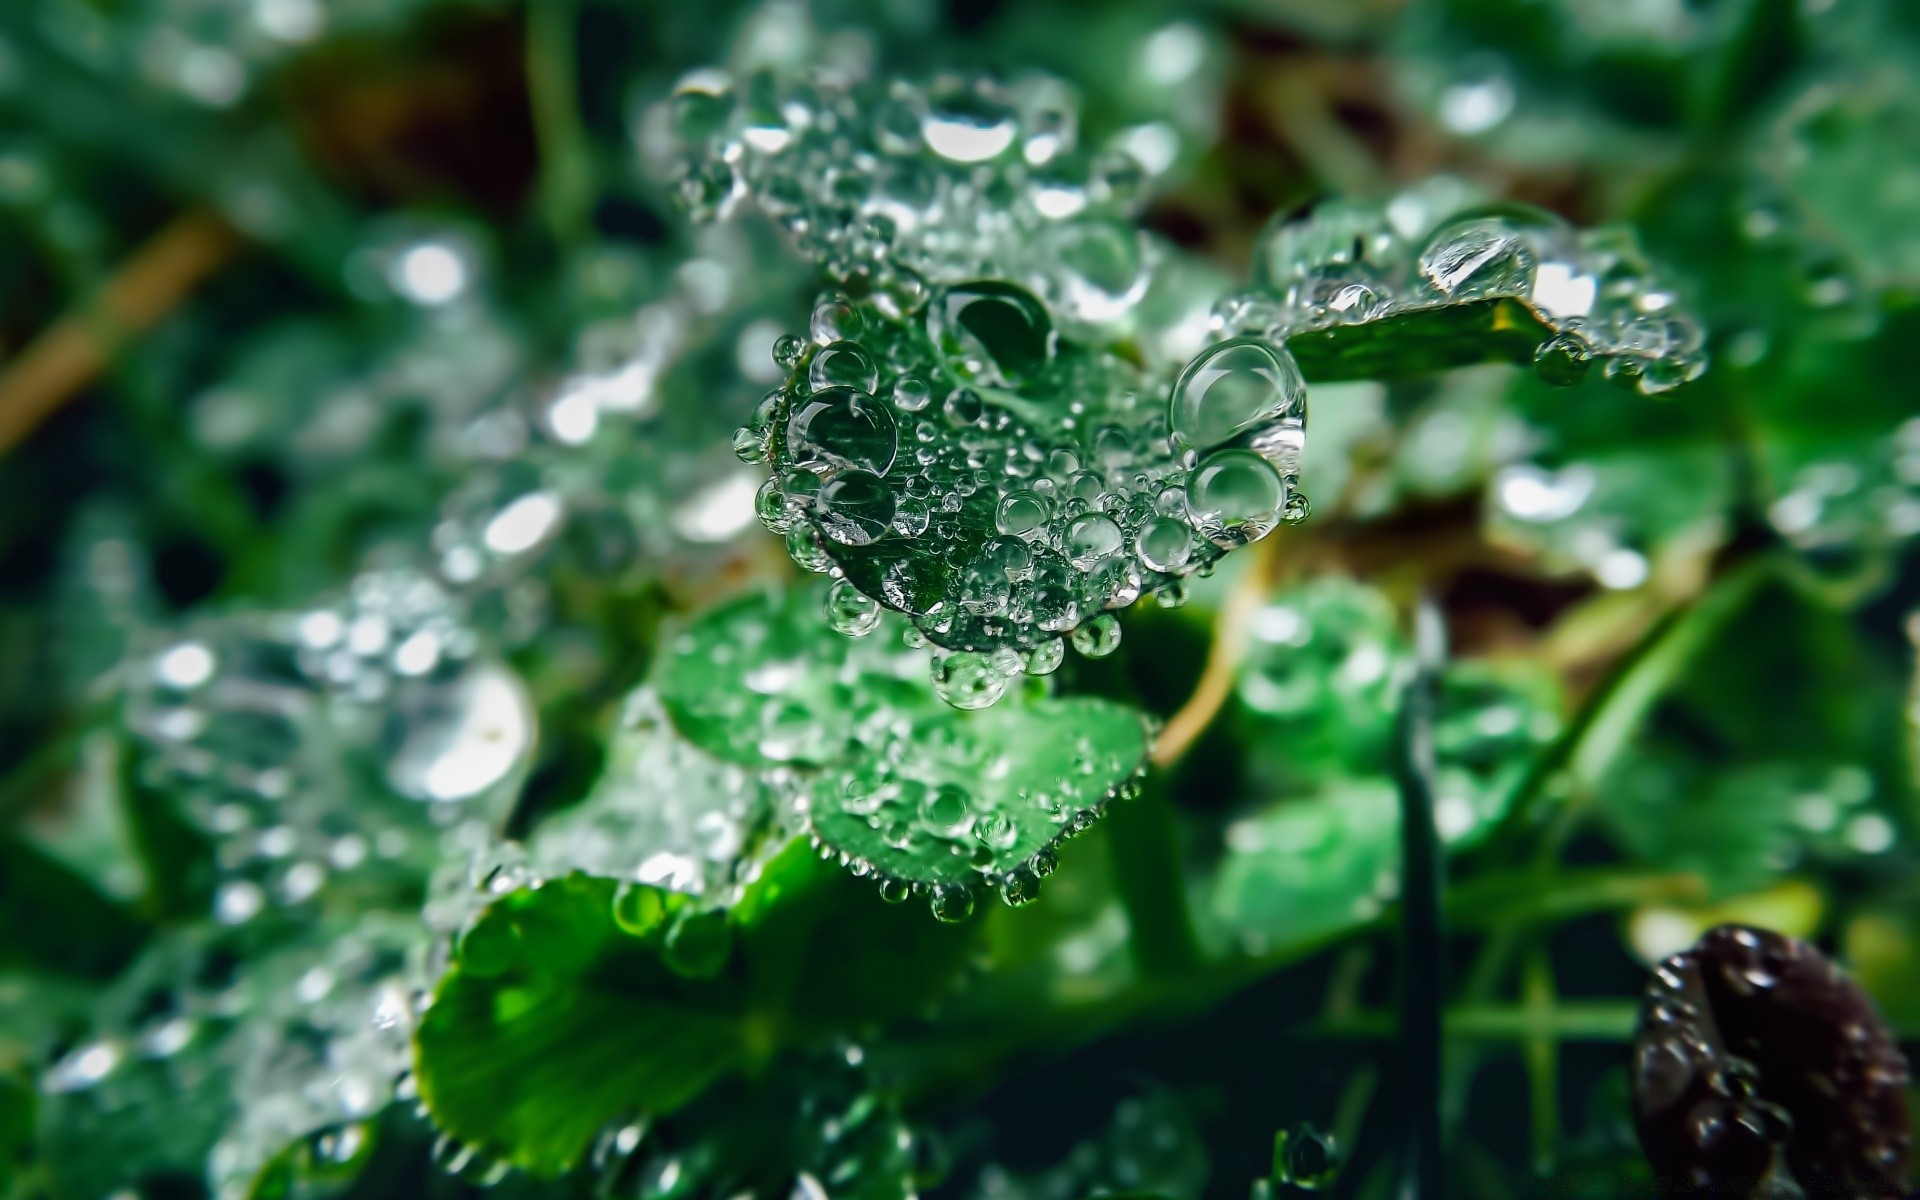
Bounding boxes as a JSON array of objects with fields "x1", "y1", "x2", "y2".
[
  {"x1": 1152, "y1": 534, "x2": 1281, "y2": 767},
  {"x1": 1521, "y1": 939, "x2": 1559, "y2": 1177},
  {"x1": 0, "y1": 209, "x2": 240, "y2": 454},
  {"x1": 1105, "y1": 775, "x2": 1201, "y2": 977},
  {"x1": 1485, "y1": 555, "x2": 1773, "y2": 857},
  {"x1": 1392, "y1": 598, "x2": 1446, "y2": 1199},
  {"x1": 1316, "y1": 1000, "x2": 1639, "y2": 1042},
  {"x1": 526, "y1": 0, "x2": 593, "y2": 248}
]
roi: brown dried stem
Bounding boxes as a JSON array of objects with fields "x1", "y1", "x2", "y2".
[{"x1": 0, "y1": 208, "x2": 242, "y2": 454}]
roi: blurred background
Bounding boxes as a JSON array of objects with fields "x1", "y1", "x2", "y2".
[{"x1": 0, "y1": 0, "x2": 1917, "y2": 1197}]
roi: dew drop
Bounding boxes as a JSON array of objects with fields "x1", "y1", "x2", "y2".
[
  {"x1": 999, "y1": 865, "x2": 1042, "y2": 906},
  {"x1": 929, "y1": 883, "x2": 976, "y2": 922},
  {"x1": 1066, "y1": 514, "x2": 1124, "y2": 570},
  {"x1": 1185, "y1": 449, "x2": 1285, "y2": 546},
  {"x1": 825, "y1": 579, "x2": 882, "y2": 637},
  {"x1": 931, "y1": 651, "x2": 1010, "y2": 710},
  {"x1": 1134, "y1": 516, "x2": 1193, "y2": 573},
  {"x1": 1169, "y1": 337, "x2": 1307, "y2": 455},
  {"x1": 1024, "y1": 638, "x2": 1066, "y2": 675},
  {"x1": 927, "y1": 282, "x2": 1056, "y2": 391},
  {"x1": 1071, "y1": 613, "x2": 1122, "y2": 658},
  {"x1": 809, "y1": 340, "x2": 880, "y2": 394},
  {"x1": 818, "y1": 471, "x2": 897, "y2": 546},
  {"x1": 921, "y1": 86, "x2": 1018, "y2": 163},
  {"x1": 974, "y1": 811, "x2": 1018, "y2": 850},
  {"x1": 787, "y1": 388, "x2": 898, "y2": 477},
  {"x1": 1417, "y1": 217, "x2": 1537, "y2": 300}
]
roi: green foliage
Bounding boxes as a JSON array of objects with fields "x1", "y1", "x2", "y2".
[
  {"x1": 416, "y1": 847, "x2": 973, "y2": 1175},
  {"x1": 2, "y1": 0, "x2": 1919, "y2": 1197}
]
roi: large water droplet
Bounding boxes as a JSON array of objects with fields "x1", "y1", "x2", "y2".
[
  {"x1": 809, "y1": 340, "x2": 880, "y2": 394},
  {"x1": 1135, "y1": 516, "x2": 1193, "y2": 573},
  {"x1": 1185, "y1": 449, "x2": 1285, "y2": 546},
  {"x1": 817, "y1": 471, "x2": 897, "y2": 546},
  {"x1": 1043, "y1": 220, "x2": 1150, "y2": 327},
  {"x1": 927, "y1": 282, "x2": 1056, "y2": 391},
  {"x1": 931, "y1": 651, "x2": 1010, "y2": 710},
  {"x1": 921, "y1": 86, "x2": 1018, "y2": 163},
  {"x1": 1417, "y1": 217, "x2": 1537, "y2": 300},
  {"x1": 1169, "y1": 337, "x2": 1307, "y2": 455},
  {"x1": 787, "y1": 388, "x2": 898, "y2": 477}
]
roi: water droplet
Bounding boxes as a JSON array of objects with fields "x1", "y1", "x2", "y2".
[
  {"x1": 786, "y1": 524, "x2": 834, "y2": 572},
  {"x1": 1066, "y1": 514, "x2": 1124, "y2": 570},
  {"x1": 1185, "y1": 449, "x2": 1284, "y2": 546},
  {"x1": 930, "y1": 651, "x2": 1009, "y2": 710},
  {"x1": 818, "y1": 472, "x2": 897, "y2": 546},
  {"x1": 974, "y1": 811, "x2": 1018, "y2": 850},
  {"x1": 999, "y1": 865, "x2": 1042, "y2": 906},
  {"x1": 612, "y1": 883, "x2": 666, "y2": 936},
  {"x1": 1135, "y1": 516, "x2": 1193, "y2": 573},
  {"x1": 1024, "y1": 638, "x2": 1065, "y2": 675},
  {"x1": 731, "y1": 426, "x2": 768, "y2": 463},
  {"x1": 1169, "y1": 337, "x2": 1307, "y2": 455},
  {"x1": 809, "y1": 341, "x2": 880, "y2": 394},
  {"x1": 921, "y1": 85, "x2": 1017, "y2": 163},
  {"x1": 1071, "y1": 613, "x2": 1122, "y2": 658},
  {"x1": 825, "y1": 580, "x2": 882, "y2": 637},
  {"x1": 1534, "y1": 332, "x2": 1593, "y2": 386},
  {"x1": 927, "y1": 282, "x2": 1056, "y2": 391},
  {"x1": 919, "y1": 784, "x2": 973, "y2": 837},
  {"x1": 1417, "y1": 217, "x2": 1536, "y2": 299},
  {"x1": 787, "y1": 388, "x2": 898, "y2": 477},
  {"x1": 997, "y1": 489, "x2": 1052, "y2": 538},
  {"x1": 892, "y1": 375, "x2": 932, "y2": 412},
  {"x1": 1043, "y1": 220, "x2": 1150, "y2": 327},
  {"x1": 929, "y1": 883, "x2": 976, "y2": 922}
]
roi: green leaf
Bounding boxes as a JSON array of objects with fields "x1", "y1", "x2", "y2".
[
  {"x1": 583, "y1": 1055, "x2": 930, "y2": 1200},
  {"x1": 527, "y1": 688, "x2": 785, "y2": 900},
  {"x1": 1247, "y1": 187, "x2": 1706, "y2": 393},
  {"x1": 807, "y1": 695, "x2": 1149, "y2": 899},
  {"x1": 654, "y1": 588, "x2": 940, "y2": 770},
  {"x1": 1393, "y1": 0, "x2": 1810, "y2": 158},
  {"x1": 644, "y1": 587, "x2": 1152, "y2": 912},
  {"x1": 415, "y1": 875, "x2": 746, "y2": 1177},
  {"x1": 37, "y1": 916, "x2": 425, "y2": 1200},
  {"x1": 1209, "y1": 579, "x2": 1560, "y2": 951},
  {"x1": 746, "y1": 286, "x2": 1301, "y2": 657},
  {"x1": 120, "y1": 583, "x2": 536, "y2": 918},
  {"x1": 1595, "y1": 757, "x2": 1895, "y2": 895},
  {"x1": 414, "y1": 845, "x2": 973, "y2": 1176},
  {"x1": 0, "y1": 837, "x2": 143, "y2": 980}
]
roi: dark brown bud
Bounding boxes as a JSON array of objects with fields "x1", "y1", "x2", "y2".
[{"x1": 1632, "y1": 924, "x2": 1912, "y2": 1197}]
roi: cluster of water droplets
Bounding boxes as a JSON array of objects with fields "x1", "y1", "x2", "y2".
[
  {"x1": 121, "y1": 567, "x2": 535, "y2": 925},
  {"x1": 654, "y1": 588, "x2": 1152, "y2": 919},
  {"x1": 666, "y1": 67, "x2": 1168, "y2": 293},
  {"x1": 1233, "y1": 183, "x2": 1709, "y2": 395},
  {"x1": 39, "y1": 914, "x2": 429, "y2": 1200},
  {"x1": 526, "y1": 689, "x2": 786, "y2": 900},
  {"x1": 738, "y1": 283, "x2": 1309, "y2": 671}
]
